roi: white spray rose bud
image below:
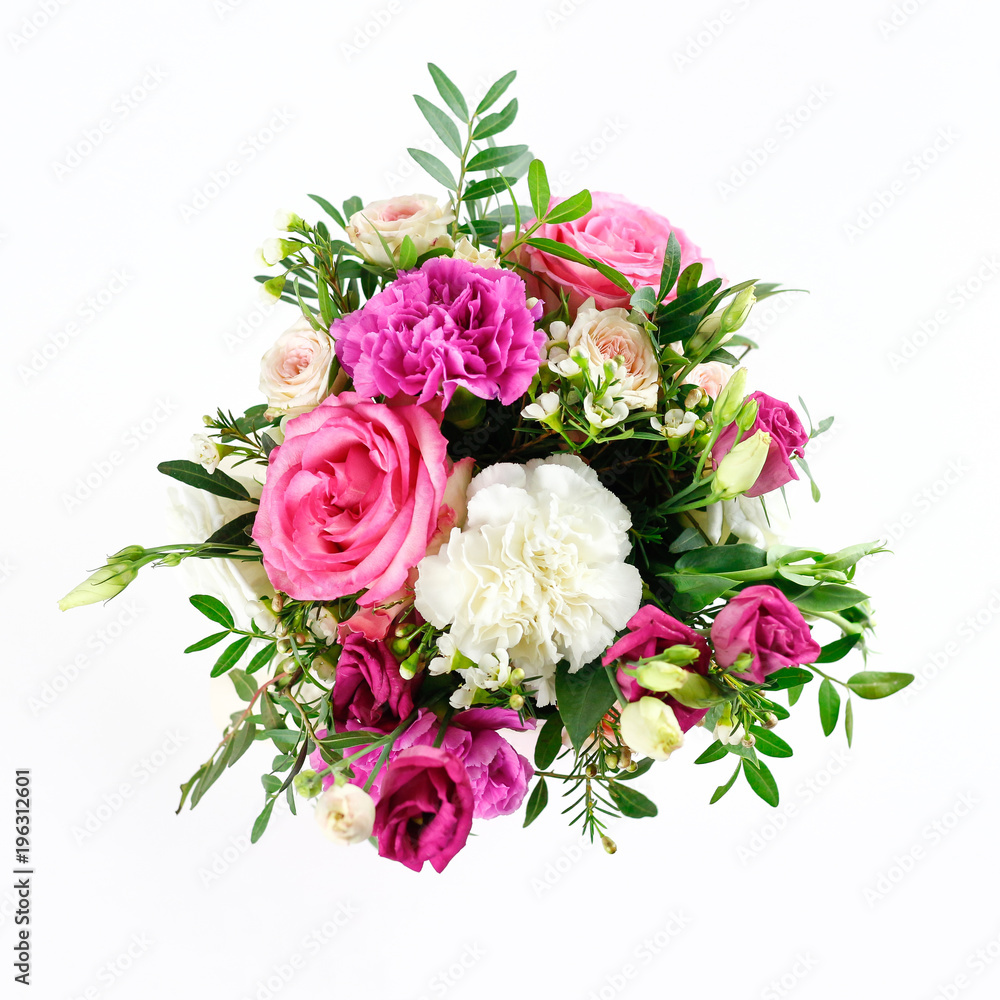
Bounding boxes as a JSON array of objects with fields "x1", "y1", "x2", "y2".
[
  {"x1": 619, "y1": 697, "x2": 684, "y2": 761},
  {"x1": 314, "y1": 783, "x2": 375, "y2": 846},
  {"x1": 191, "y1": 434, "x2": 223, "y2": 472},
  {"x1": 259, "y1": 317, "x2": 335, "y2": 417},
  {"x1": 261, "y1": 238, "x2": 305, "y2": 266},
  {"x1": 452, "y1": 236, "x2": 500, "y2": 268},
  {"x1": 346, "y1": 195, "x2": 455, "y2": 267},
  {"x1": 713, "y1": 430, "x2": 771, "y2": 499}
]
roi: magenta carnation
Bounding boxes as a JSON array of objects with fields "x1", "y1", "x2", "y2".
[
  {"x1": 603, "y1": 604, "x2": 712, "y2": 732},
  {"x1": 332, "y1": 256, "x2": 544, "y2": 407}
]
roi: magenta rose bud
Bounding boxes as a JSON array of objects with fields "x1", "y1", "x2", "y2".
[
  {"x1": 711, "y1": 585, "x2": 822, "y2": 684},
  {"x1": 373, "y1": 746, "x2": 475, "y2": 873},
  {"x1": 331, "y1": 635, "x2": 421, "y2": 735},
  {"x1": 713, "y1": 391, "x2": 809, "y2": 498},
  {"x1": 520, "y1": 191, "x2": 716, "y2": 313},
  {"x1": 253, "y1": 393, "x2": 456, "y2": 604},
  {"x1": 604, "y1": 604, "x2": 712, "y2": 732},
  {"x1": 332, "y1": 256, "x2": 544, "y2": 408}
]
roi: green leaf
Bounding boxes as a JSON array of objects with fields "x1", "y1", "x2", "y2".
[
  {"x1": 408, "y1": 148, "x2": 456, "y2": 188},
  {"x1": 816, "y1": 634, "x2": 861, "y2": 663},
  {"x1": 818, "y1": 678, "x2": 841, "y2": 736},
  {"x1": 475, "y1": 70, "x2": 516, "y2": 115},
  {"x1": 554, "y1": 660, "x2": 615, "y2": 752},
  {"x1": 795, "y1": 584, "x2": 870, "y2": 614},
  {"x1": 205, "y1": 511, "x2": 257, "y2": 546},
  {"x1": 676, "y1": 262, "x2": 703, "y2": 297},
  {"x1": 658, "y1": 231, "x2": 682, "y2": 301},
  {"x1": 749, "y1": 726, "x2": 793, "y2": 758},
  {"x1": 211, "y1": 635, "x2": 252, "y2": 678},
  {"x1": 787, "y1": 683, "x2": 804, "y2": 707},
  {"x1": 463, "y1": 175, "x2": 515, "y2": 201},
  {"x1": 616, "y1": 757, "x2": 655, "y2": 781},
  {"x1": 522, "y1": 777, "x2": 548, "y2": 827},
  {"x1": 260, "y1": 691, "x2": 282, "y2": 732},
  {"x1": 630, "y1": 286, "x2": 658, "y2": 314},
  {"x1": 250, "y1": 798, "x2": 275, "y2": 844},
  {"x1": 427, "y1": 63, "x2": 468, "y2": 119},
  {"x1": 230, "y1": 669, "x2": 257, "y2": 702},
  {"x1": 742, "y1": 757, "x2": 779, "y2": 806},
  {"x1": 228, "y1": 721, "x2": 257, "y2": 767},
  {"x1": 257, "y1": 729, "x2": 298, "y2": 748},
  {"x1": 414, "y1": 94, "x2": 463, "y2": 156},
  {"x1": 845, "y1": 697, "x2": 854, "y2": 747},
  {"x1": 466, "y1": 144, "x2": 529, "y2": 172},
  {"x1": 766, "y1": 667, "x2": 815, "y2": 690},
  {"x1": 544, "y1": 189, "x2": 593, "y2": 225},
  {"x1": 183, "y1": 630, "x2": 230, "y2": 653},
  {"x1": 397, "y1": 235, "x2": 418, "y2": 270},
  {"x1": 191, "y1": 744, "x2": 232, "y2": 808},
  {"x1": 694, "y1": 740, "x2": 728, "y2": 764},
  {"x1": 608, "y1": 782, "x2": 658, "y2": 819},
  {"x1": 158, "y1": 460, "x2": 252, "y2": 502},
  {"x1": 527, "y1": 159, "x2": 550, "y2": 222},
  {"x1": 473, "y1": 98, "x2": 517, "y2": 139},
  {"x1": 846, "y1": 671, "x2": 914, "y2": 700},
  {"x1": 534, "y1": 713, "x2": 564, "y2": 770},
  {"x1": 675, "y1": 544, "x2": 768, "y2": 575},
  {"x1": 307, "y1": 193, "x2": 346, "y2": 228},
  {"x1": 710, "y1": 764, "x2": 741, "y2": 804},
  {"x1": 342, "y1": 195, "x2": 363, "y2": 219},
  {"x1": 661, "y1": 573, "x2": 735, "y2": 613},
  {"x1": 189, "y1": 594, "x2": 235, "y2": 629},
  {"x1": 246, "y1": 643, "x2": 277, "y2": 675},
  {"x1": 261, "y1": 774, "x2": 282, "y2": 795},
  {"x1": 175, "y1": 764, "x2": 207, "y2": 814}
]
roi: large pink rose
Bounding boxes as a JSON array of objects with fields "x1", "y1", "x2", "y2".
[
  {"x1": 711, "y1": 585, "x2": 822, "y2": 684},
  {"x1": 253, "y1": 393, "x2": 461, "y2": 604},
  {"x1": 712, "y1": 391, "x2": 809, "y2": 498},
  {"x1": 603, "y1": 604, "x2": 712, "y2": 732},
  {"x1": 519, "y1": 191, "x2": 716, "y2": 313}
]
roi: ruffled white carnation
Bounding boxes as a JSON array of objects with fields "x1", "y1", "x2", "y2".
[{"x1": 414, "y1": 454, "x2": 643, "y2": 706}]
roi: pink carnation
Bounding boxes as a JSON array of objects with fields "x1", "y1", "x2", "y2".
[
  {"x1": 332, "y1": 256, "x2": 544, "y2": 407},
  {"x1": 252, "y1": 393, "x2": 458, "y2": 604}
]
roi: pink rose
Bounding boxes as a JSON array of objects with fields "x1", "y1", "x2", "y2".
[
  {"x1": 253, "y1": 393, "x2": 460, "y2": 604},
  {"x1": 711, "y1": 585, "x2": 822, "y2": 684},
  {"x1": 519, "y1": 191, "x2": 716, "y2": 313},
  {"x1": 603, "y1": 604, "x2": 712, "y2": 732},
  {"x1": 373, "y1": 746, "x2": 475, "y2": 873},
  {"x1": 687, "y1": 361, "x2": 732, "y2": 400},
  {"x1": 712, "y1": 391, "x2": 809, "y2": 498}
]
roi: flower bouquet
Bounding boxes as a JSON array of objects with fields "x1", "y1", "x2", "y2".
[{"x1": 60, "y1": 65, "x2": 912, "y2": 873}]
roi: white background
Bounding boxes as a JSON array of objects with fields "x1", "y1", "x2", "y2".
[{"x1": 5, "y1": 0, "x2": 1000, "y2": 997}]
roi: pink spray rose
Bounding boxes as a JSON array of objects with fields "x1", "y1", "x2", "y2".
[
  {"x1": 253, "y1": 392, "x2": 461, "y2": 604},
  {"x1": 519, "y1": 191, "x2": 716, "y2": 313},
  {"x1": 712, "y1": 391, "x2": 809, "y2": 498},
  {"x1": 604, "y1": 605, "x2": 713, "y2": 732},
  {"x1": 711, "y1": 585, "x2": 822, "y2": 684},
  {"x1": 332, "y1": 256, "x2": 544, "y2": 408},
  {"x1": 331, "y1": 635, "x2": 421, "y2": 735},
  {"x1": 373, "y1": 745, "x2": 475, "y2": 873}
]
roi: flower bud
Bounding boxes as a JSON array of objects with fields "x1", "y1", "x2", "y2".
[
  {"x1": 445, "y1": 386, "x2": 487, "y2": 430},
  {"x1": 398, "y1": 650, "x2": 422, "y2": 680},
  {"x1": 632, "y1": 660, "x2": 689, "y2": 693},
  {"x1": 509, "y1": 667, "x2": 526, "y2": 686},
  {"x1": 601, "y1": 835, "x2": 618, "y2": 855},
  {"x1": 713, "y1": 430, "x2": 771, "y2": 499},
  {"x1": 669, "y1": 673, "x2": 720, "y2": 710},
  {"x1": 273, "y1": 209, "x2": 305, "y2": 232},
  {"x1": 684, "y1": 388, "x2": 704, "y2": 410},
  {"x1": 314, "y1": 783, "x2": 375, "y2": 845},
  {"x1": 312, "y1": 654, "x2": 337, "y2": 681},
  {"x1": 741, "y1": 734, "x2": 756, "y2": 749},
  {"x1": 261, "y1": 238, "x2": 305, "y2": 266},
  {"x1": 509, "y1": 693, "x2": 525, "y2": 711},
  {"x1": 712, "y1": 366, "x2": 748, "y2": 426},
  {"x1": 110, "y1": 545, "x2": 145, "y2": 562},
  {"x1": 721, "y1": 285, "x2": 756, "y2": 334},
  {"x1": 389, "y1": 637, "x2": 411, "y2": 658},
  {"x1": 585, "y1": 763, "x2": 598, "y2": 778},
  {"x1": 259, "y1": 274, "x2": 286, "y2": 304},
  {"x1": 619, "y1": 697, "x2": 684, "y2": 761},
  {"x1": 764, "y1": 713, "x2": 779, "y2": 729},
  {"x1": 688, "y1": 312, "x2": 722, "y2": 353},
  {"x1": 294, "y1": 770, "x2": 323, "y2": 799},
  {"x1": 619, "y1": 746, "x2": 632, "y2": 769},
  {"x1": 604, "y1": 751, "x2": 619, "y2": 771},
  {"x1": 736, "y1": 397, "x2": 759, "y2": 433},
  {"x1": 58, "y1": 561, "x2": 137, "y2": 611}
]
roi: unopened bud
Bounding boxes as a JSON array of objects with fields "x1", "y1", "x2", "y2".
[
  {"x1": 261, "y1": 238, "x2": 305, "y2": 266},
  {"x1": 398, "y1": 650, "x2": 422, "y2": 680},
  {"x1": 764, "y1": 713, "x2": 779, "y2": 729},
  {"x1": 713, "y1": 430, "x2": 770, "y2": 500},
  {"x1": 721, "y1": 284, "x2": 756, "y2": 333},
  {"x1": 713, "y1": 366, "x2": 748, "y2": 426},
  {"x1": 294, "y1": 770, "x2": 323, "y2": 799},
  {"x1": 619, "y1": 746, "x2": 632, "y2": 769},
  {"x1": 509, "y1": 667, "x2": 525, "y2": 685},
  {"x1": 585, "y1": 763, "x2": 598, "y2": 778},
  {"x1": 736, "y1": 397, "x2": 759, "y2": 433},
  {"x1": 273, "y1": 209, "x2": 305, "y2": 232},
  {"x1": 601, "y1": 835, "x2": 617, "y2": 855},
  {"x1": 110, "y1": 545, "x2": 145, "y2": 562},
  {"x1": 741, "y1": 734, "x2": 756, "y2": 749},
  {"x1": 509, "y1": 693, "x2": 525, "y2": 711},
  {"x1": 604, "y1": 752, "x2": 619, "y2": 771},
  {"x1": 389, "y1": 637, "x2": 411, "y2": 658}
]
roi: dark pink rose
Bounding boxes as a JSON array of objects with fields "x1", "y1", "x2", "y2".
[
  {"x1": 711, "y1": 585, "x2": 822, "y2": 684},
  {"x1": 331, "y1": 635, "x2": 421, "y2": 735},
  {"x1": 713, "y1": 391, "x2": 809, "y2": 498},
  {"x1": 373, "y1": 746, "x2": 475, "y2": 873},
  {"x1": 519, "y1": 191, "x2": 716, "y2": 313},
  {"x1": 603, "y1": 604, "x2": 712, "y2": 732},
  {"x1": 253, "y1": 393, "x2": 460, "y2": 605}
]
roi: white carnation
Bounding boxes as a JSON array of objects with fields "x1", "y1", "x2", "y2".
[{"x1": 414, "y1": 454, "x2": 642, "y2": 706}]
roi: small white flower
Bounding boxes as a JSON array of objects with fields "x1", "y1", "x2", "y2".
[
  {"x1": 308, "y1": 606, "x2": 338, "y2": 645},
  {"x1": 451, "y1": 236, "x2": 499, "y2": 268},
  {"x1": 273, "y1": 209, "x2": 303, "y2": 232},
  {"x1": 521, "y1": 392, "x2": 560, "y2": 421},
  {"x1": 245, "y1": 600, "x2": 278, "y2": 635},
  {"x1": 314, "y1": 784, "x2": 375, "y2": 846},
  {"x1": 261, "y1": 238, "x2": 285, "y2": 266},
  {"x1": 547, "y1": 347, "x2": 582, "y2": 379},
  {"x1": 655, "y1": 408, "x2": 699, "y2": 439},
  {"x1": 584, "y1": 391, "x2": 628, "y2": 429},
  {"x1": 714, "y1": 720, "x2": 746, "y2": 746},
  {"x1": 191, "y1": 434, "x2": 221, "y2": 472}
]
